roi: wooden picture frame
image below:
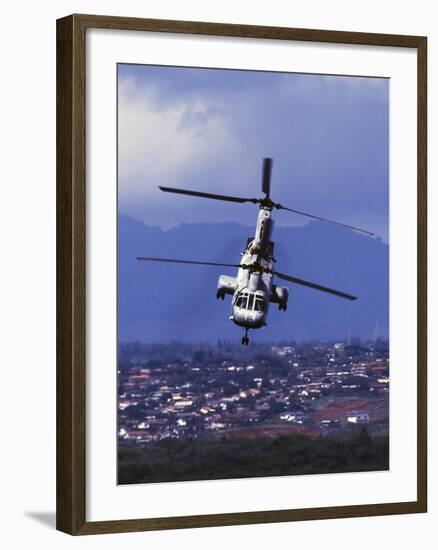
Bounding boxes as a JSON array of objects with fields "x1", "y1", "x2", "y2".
[{"x1": 56, "y1": 13, "x2": 427, "y2": 535}]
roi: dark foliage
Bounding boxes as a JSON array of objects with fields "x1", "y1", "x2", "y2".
[{"x1": 118, "y1": 431, "x2": 388, "y2": 485}]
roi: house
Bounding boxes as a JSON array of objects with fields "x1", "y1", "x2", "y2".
[
  {"x1": 280, "y1": 411, "x2": 306, "y2": 423},
  {"x1": 346, "y1": 412, "x2": 369, "y2": 424},
  {"x1": 174, "y1": 400, "x2": 193, "y2": 409}
]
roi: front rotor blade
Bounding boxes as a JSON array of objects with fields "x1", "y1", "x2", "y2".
[
  {"x1": 274, "y1": 271, "x2": 357, "y2": 301},
  {"x1": 278, "y1": 205, "x2": 374, "y2": 236},
  {"x1": 262, "y1": 158, "x2": 273, "y2": 198},
  {"x1": 137, "y1": 256, "x2": 241, "y2": 269},
  {"x1": 159, "y1": 186, "x2": 258, "y2": 204}
]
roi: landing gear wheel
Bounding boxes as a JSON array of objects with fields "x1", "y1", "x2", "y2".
[
  {"x1": 216, "y1": 291, "x2": 225, "y2": 300},
  {"x1": 241, "y1": 332, "x2": 249, "y2": 346}
]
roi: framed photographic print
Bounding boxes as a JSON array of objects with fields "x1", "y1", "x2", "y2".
[{"x1": 56, "y1": 14, "x2": 427, "y2": 535}]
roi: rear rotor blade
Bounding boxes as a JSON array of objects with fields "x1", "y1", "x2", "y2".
[
  {"x1": 262, "y1": 158, "x2": 273, "y2": 198},
  {"x1": 277, "y1": 205, "x2": 373, "y2": 236},
  {"x1": 137, "y1": 256, "x2": 241, "y2": 269},
  {"x1": 159, "y1": 186, "x2": 258, "y2": 204},
  {"x1": 274, "y1": 271, "x2": 357, "y2": 301}
]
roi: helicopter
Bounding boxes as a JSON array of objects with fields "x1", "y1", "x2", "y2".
[{"x1": 137, "y1": 158, "x2": 373, "y2": 345}]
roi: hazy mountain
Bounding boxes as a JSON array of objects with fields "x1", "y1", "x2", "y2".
[{"x1": 118, "y1": 215, "x2": 388, "y2": 343}]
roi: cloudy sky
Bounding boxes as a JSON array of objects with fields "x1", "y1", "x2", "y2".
[{"x1": 118, "y1": 64, "x2": 389, "y2": 241}]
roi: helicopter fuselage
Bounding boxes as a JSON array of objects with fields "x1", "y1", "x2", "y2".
[{"x1": 217, "y1": 206, "x2": 289, "y2": 332}]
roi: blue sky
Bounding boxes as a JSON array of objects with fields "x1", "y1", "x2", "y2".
[{"x1": 118, "y1": 64, "x2": 389, "y2": 241}]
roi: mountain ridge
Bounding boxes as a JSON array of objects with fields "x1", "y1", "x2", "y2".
[{"x1": 118, "y1": 215, "x2": 388, "y2": 343}]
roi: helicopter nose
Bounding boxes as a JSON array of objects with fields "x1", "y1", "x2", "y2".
[{"x1": 232, "y1": 307, "x2": 264, "y2": 328}]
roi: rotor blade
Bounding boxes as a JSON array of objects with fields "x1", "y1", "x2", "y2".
[
  {"x1": 273, "y1": 271, "x2": 357, "y2": 301},
  {"x1": 277, "y1": 205, "x2": 374, "y2": 236},
  {"x1": 159, "y1": 186, "x2": 258, "y2": 204},
  {"x1": 262, "y1": 158, "x2": 273, "y2": 198},
  {"x1": 137, "y1": 256, "x2": 241, "y2": 269}
]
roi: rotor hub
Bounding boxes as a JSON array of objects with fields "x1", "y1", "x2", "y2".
[
  {"x1": 240, "y1": 262, "x2": 272, "y2": 275},
  {"x1": 257, "y1": 197, "x2": 281, "y2": 210}
]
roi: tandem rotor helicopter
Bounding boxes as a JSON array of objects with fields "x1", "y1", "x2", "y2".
[{"x1": 137, "y1": 158, "x2": 373, "y2": 345}]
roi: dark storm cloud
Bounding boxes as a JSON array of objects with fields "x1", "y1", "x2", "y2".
[{"x1": 118, "y1": 64, "x2": 389, "y2": 240}]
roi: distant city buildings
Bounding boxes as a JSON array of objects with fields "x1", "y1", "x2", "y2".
[{"x1": 118, "y1": 340, "x2": 389, "y2": 446}]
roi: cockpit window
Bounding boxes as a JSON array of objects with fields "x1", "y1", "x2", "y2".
[
  {"x1": 236, "y1": 293, "x2": 265, "y2": 312},
  {"x1": 255, "y1": 298, "x2": 265, "y2": 312}
]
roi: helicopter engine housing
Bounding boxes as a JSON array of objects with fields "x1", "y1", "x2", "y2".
[
  {"x1": 270, "y1": 284, "x2": 289, "y2": 307},
  {"x1": 217, "y1": 275, "x2": 237, "y2": 299}
]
